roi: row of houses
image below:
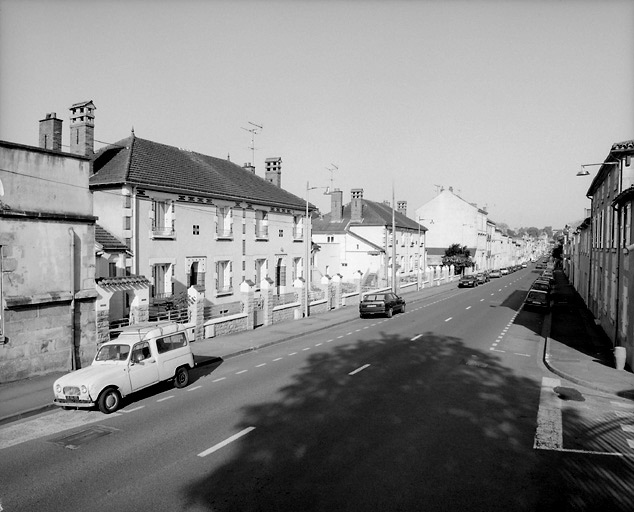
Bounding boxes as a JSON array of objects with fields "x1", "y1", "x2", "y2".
[
  {"x1": 563, "y1": 139, "x2": 634, "y2": 370},
  {"x1": 1, "y1": 100, "x2": 537, "y2": 382}
]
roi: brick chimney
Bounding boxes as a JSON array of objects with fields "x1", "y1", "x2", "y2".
[
  {"x1": 69, "y1": 100, "x2": 96, "y2": 157},
  {"x1": 351, "y1": 188, "x2": 364, "y2": 222},
  {"x1": 243, "y1": 162, "x2": 255, "y2": 173},
  {"x1": 39, "y1": 112, "x2": 63, "y2": 151},
  {"x1": 397, "y1": 200, "x2": 407, "y2": 217},
  {"x1": 330, "y1": 189, "x2": 343, "y2": 222},
  {"x1": 265, "y1": 157, "x2": 282, "y2": 187}
]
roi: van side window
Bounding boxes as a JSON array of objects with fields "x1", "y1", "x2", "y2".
[
  {"x1": 131, "y1": 341, "x2": 151, "y2": 362},
  {"x1": 156, "y1": 333, "x2": 187, "y2": 354}
]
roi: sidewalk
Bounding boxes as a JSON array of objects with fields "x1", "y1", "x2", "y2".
[
  {"x1": 543, "y1": 269, "x2": 634, "y2": 399},
  {"x1": 2, "y1": 272, "x2": 632, "y2": 425}
]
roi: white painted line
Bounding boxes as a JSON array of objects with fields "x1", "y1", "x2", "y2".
[
  {"x1": 491, "y1": 293, "x2": 495, "y2": 296},
  {"x1": 498, "y1": 289, "x2": 502, "y2": 292},
  {"x1": 465, "y1": 306, "x2": 471, "y2": 310},
  {"x1": 514, "y1": 353, "x2": 531, "y2": 357},
  {"x1": 157, "y1": 396, "x2": 174, "y2": 402},
  {"x1": 534, "y1": 377, "x2": 563, "y2": 450},
  {"x1": 612, "y1": 401, "x2": 634, "y2": 409},
  {"x1": 236, "y1": 370, "x2": 248, "y2": 374},
  {"x1": 302, "y1": 347, "x2": 311, "y2": 351},
  {"x1": 490, "y1": 348, "x2": 505, "y2": 352},
  {"x1": 355, "y1": 329, "x2": 362, "y2": 332},
  {"x1": 212, "y1": 377, "x2": 226, "y2": 382},
  {"x1": 197, "y1": 427, "x2": 256, "y2": 458},
  {"x1": 337, "y1": 336, "x2": 344, "y2": 339},
  {"x1": 480, "y1": 299, "x2": 484, "y2": 302},
  {"x1": 273, "y1": 358, "x2": 283, "y2": 361},
  {"x1": 315, "y1": 343, "x2": 323, "y2": 347},
  {"x1": 288, "y1": 352, "x2": 298, "y2": 355},
  {"x1": 411, "y1": 334, "x2": 423, "y2": 341},
  {"x1": 445, "y1": 317, "x2": 452, "y2": 322},
  {"x1": 119, "y1": 406, "x2": 144, "y2": 413},
  {"x1": 349, "y1": 364, "x2": 371, "y2": 376},
  {"x1": 188, "y1": 385, "x2": 202, "y2": 391},
  {"x1": 255, "y1": 363, "x2": 266, "y2": 368}
]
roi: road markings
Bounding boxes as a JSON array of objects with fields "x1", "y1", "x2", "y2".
[
  {"x1": 480, "y1": 299, "x2": 484, "y2": 302},
  {"x1": 288, "y1": 352, "x2": 298, "y2": 355},
  {"x1": 188, "y1": 385, "x2": 202, "y2": 391},
  {"x1": 212, "y1": 377, "x2": 226, "y2": 382},
  {"x1": 255, "y1": 363, "x2": 266, "y2": 368},
  {"x1": 514, "y1": 353, "x2": 531, "y2": 357},
  {"x1": 157, "y1": 396, "x2": 174, "y2": 402},
  {"x1": 315, "y1": 343, "x2": 323, "y2": 347},
  {"x1": 197, "y1": 427, "x2": 256, "y2": 458},
  {"x1": 622, "y1": 425, "x2": 634, "y2": 433},
  {"x1": 465, "y1": 306, "x2": 471, "y2": 310},
  {"x1": 273, "y1": 357, "x2": 283, "y2": 361},
  {"x1": 445, "y1": 317, "x2": 452, "y2": 322},
  {"x1": 235, "y1": 370, "x2": 248, "y2": 375},
  {"x1": 349, "y1": 364, "x2": 371, "y2": 376},
  {"x1": 490, "y1": 348, "x2": 505, "y2": 352},
  {"x1": 302, "y1": 347, "x2": 311, "y2": 351},
  {"x1": 119, "y1": 406, "x2": 144, "y2": 413},
  {"x1": 411, "y1": 334, "x2": 423, "y2": 341}
]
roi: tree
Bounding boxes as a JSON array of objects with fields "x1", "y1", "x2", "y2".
[
  {"x1": 526, "y1": 227, "x2": 539, "y2": 238},
  {"x1": 442, "y1": 244, "x2": 474, "y2": 275}
]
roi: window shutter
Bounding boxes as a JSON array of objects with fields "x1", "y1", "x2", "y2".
[{"x1": 229, "y1": 261, "x2": 233, "y2": 289}]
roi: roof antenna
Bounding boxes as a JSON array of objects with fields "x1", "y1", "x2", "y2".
[
  {"x1": 326, "y1": 163, "x2": 338, "y2": 191},
  {"x1": 241, "y1": 121, "x2": 263, "y2": 168}
]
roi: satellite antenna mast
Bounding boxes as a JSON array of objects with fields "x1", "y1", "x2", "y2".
[
  {"x1": 241, "y1": 121, "x2": 263, "y2": 166},
  {"x1": 326, "y1": 163, "x2": 338, "y2": 191},
  {"x1": 434, "y1": 184, "x2": 442, "y2": 195}
]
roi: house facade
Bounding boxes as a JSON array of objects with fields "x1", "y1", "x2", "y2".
[
  {"x1": 0, "y1": 125, "x2": 97, "y2": 381},
  {"x1": 568, "y1": 139, "x2": 634, "y2": 369},
  {"x1": 90, "y1": 132, "x2": 312, "y2": 318},
  {"x1": 311, "y1": 189, "x2": 426, "y2": 288}
]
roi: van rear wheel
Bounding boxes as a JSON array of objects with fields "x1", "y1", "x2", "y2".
[{"x1": 174, "y1": 366, "x2": 190, "y2": 388}]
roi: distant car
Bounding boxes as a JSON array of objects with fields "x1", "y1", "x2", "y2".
[
  {"x1": 475, "y1": 273, "x2": 488, "y2": 284},
  {"x1": 53, "y1": 322, "x2": 195, "y2": 414},
  {"x1": 489, "y1": 269, "x2": 501, "y2": 278},
  {"x1": 458, "y1": 275, "x2": 478, "y2": 288},
  {"x1": 525, "y1": 289, "x2": 550, "y2": 311},
  {"x1": 521, "y1": 263, "x2": 527, "y2": 268},
  {"x1": 359, "y1": 292, "x2": 406, "y2": 318},
  {"x1": 500, "y1": 268, "x2": 509, "y2": 275},
  {"x1": 531, "y1": 281, "x2": 551, "y2": 294}
]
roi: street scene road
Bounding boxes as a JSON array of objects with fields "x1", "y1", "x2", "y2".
[{"x1": 2, "y1": 268, "x2": 633, "y2": 511}]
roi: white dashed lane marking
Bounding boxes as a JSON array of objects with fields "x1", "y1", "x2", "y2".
[{"x1": 197, "y1": 427, "x2": 256, "y2": 458}]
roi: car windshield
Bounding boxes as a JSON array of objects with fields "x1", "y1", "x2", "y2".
[
  {"x1": 364, "y1": 294, "x2": 386, "y2": 302},
  {"x1": 95, "y1": 344, "x2": 131, "y2": 362}
]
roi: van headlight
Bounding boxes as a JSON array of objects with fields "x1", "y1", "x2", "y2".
[
  {"x1": 55, "y1": 384, "x2": 62, "y2": 393},
  {"x1": 81, "y1": 385, "x2": 88, "y2": 395}
]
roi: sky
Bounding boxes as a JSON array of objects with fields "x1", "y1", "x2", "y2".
[{"x1": 1, "y1": 0, "x2": 632, "y2": 230}]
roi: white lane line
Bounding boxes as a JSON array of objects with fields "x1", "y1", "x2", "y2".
[
  {"x1": 346, "y1": 332, "x2": 354, "y2": 336},
  {"x1": 288, "y1": 352, "x2": 298, "y2": 355},
  {"x1": 236, "y1": 370, "x2": 248, "y2": 374},
  {"x1": 315, "y1": 343, "x2": 323, "y2": 347},
  {"x1": 465, "y1": 306, "x2": 471, "y2": 310},
  {"x1": 480, "y1": 299, "x2": 484, "y2": 302},
  {"x1": 445, "y1": 317, "x2": 452, "y2": 322},
  {"x1": 212, "y1": 377, "x2": 226, "y2": 383},
  {"x1": 255, "y1": 363, "x2": 266, "y2": 368},
  {"x1": 337, "y1": 335, "x2": 344, "y2": 339},
  {"x1": 490, "y1": 348, "x2": 505, "y2": 352},
  {"x1": 514, "y1": 353, "x2": 531, "y2": 357},
  {"x1": 349, "y1": 364, "x2": 371, "y2": 376},
  {"x1": 534, "y1": 377, "x2": 563, "y2": 450},
  {"x1": 197, "y1": 427, "x2": 256, "y2": 458},
  {"x1": 273, "y1": 357, "x2": 283, "y2": 361},
  {"x1": 302, "y1": 347, "x2": 311, "y2": 351},
  {"x1": 411, "y1": 334, "x2": 423, "y2": 341},
  {"x1": 157, "y1": 396, "x2": 174, "y2": 402},
  {"x1": 119, "y1": 406, "x2": 144, "y2": 413},
  {"x1": 491, "y1": 293, "x2": 495, "y2": 296},
  {"x1": 188, "y1": 385, "x2": 202, "y2": 391},
  {"x1": 326, "y1": 339, "x2": 334, "y2": 342}
]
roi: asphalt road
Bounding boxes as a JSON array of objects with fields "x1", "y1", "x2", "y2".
[{"x1": 2, "y1": 269, "x2": 633, "y2": 511}]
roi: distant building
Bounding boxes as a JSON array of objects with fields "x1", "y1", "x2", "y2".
[{"x1": 312, "y1": 188, "x2": 426, "y2": 288}]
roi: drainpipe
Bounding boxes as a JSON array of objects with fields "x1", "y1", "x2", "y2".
[{"x1": 69, "y1": 228, "x2": 77, "y2": 371}]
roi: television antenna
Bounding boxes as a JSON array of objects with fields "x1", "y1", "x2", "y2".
[
  {"x1": 434, "y1": 184, "x2": 443, "y2": 195},
  {"x1": 326, "y1": 163, "x2": 338, "y2": 190},
  {"x1": 241, "y1": 121, "x2": 263, "y2": 166}
]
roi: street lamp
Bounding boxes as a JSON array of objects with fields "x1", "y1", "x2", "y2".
[
  {"x1": 576, "y1": 161, "x2": 620, "y2": 177},
  {"x1": 304, "y1": 181, "x2": 330, "y2": 318}
]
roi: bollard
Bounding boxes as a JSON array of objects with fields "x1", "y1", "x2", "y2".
[{"x1": 615, "y1": 346, "x2": 626, "y2": 371}]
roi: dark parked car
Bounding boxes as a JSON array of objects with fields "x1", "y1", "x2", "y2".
[
  {"x1": 531, "y1": 281, "x2": 550, "y2": 294},
  {"x1": 525, "y1": 289, "x2": 550, "y2": 311},
  {"x1": 359, "y1": 292, "x2": 406, "y2": 318},
  {"x1": 458, "y1": 275, "x2": 478, "y2": 288}
]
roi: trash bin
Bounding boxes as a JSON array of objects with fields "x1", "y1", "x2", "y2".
[{"x1": 615, "y1": 346, "x2": 627, "y2": 371}]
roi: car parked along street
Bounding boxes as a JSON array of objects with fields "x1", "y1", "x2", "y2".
[{"x1": 359, "y1": 292, "x2": 406, "y2": 318}]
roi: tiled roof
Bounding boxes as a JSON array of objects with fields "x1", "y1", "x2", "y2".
[
  {"x1": 90, "y1": 135, "x2": 311, "y2": 211},
  {"x1": 312, "y1": 199, "x2": 426, "y2": 233},
  {"x1": 612, "y1": 139, "x2": 634, "y2": 151},
  {"x1": 95, "y1": 224, "x2": 129, "y2": 252}
]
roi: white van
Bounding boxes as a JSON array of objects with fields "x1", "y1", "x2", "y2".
[{"x1": 53, "y1": 322, "x2": 195, "y2": 414}]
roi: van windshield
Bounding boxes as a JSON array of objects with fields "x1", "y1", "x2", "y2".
[{"x1": 95, "y1": 344, "x2": 130, "y2": 361}]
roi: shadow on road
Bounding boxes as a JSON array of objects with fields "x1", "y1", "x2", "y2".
[{"x1": 179, "y1": 329, "x2": 634, "y2": 511}]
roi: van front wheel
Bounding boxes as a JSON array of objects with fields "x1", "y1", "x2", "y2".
[
  {"x1": 98, "y1": 388, "x2": 121, "y2": 414},
  {"x1": 174, "y1": 366, "x2": 190, "y2": 388}
]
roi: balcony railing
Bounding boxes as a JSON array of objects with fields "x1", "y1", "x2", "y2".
[
  {"x1": 216, "y1": 227, "x2": 233, "y2": 239},
  {"x1": 255, "y1": 225, "x2": 269, "y2": 239},
  {"x1": 293, "y1": 227, "x2": 304, "y2": 240},
  {"x1": 151, "y1": 227, "x2": 175, "y2": 238}
]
